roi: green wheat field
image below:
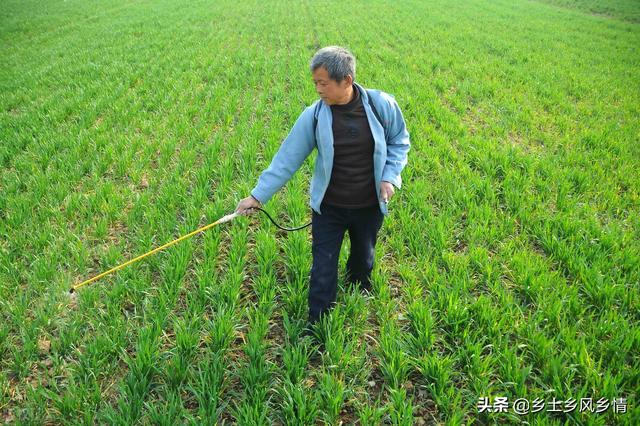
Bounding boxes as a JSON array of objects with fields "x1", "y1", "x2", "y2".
[{"x1": 1, "y1": 0, "x2": 639, "y2": 424}]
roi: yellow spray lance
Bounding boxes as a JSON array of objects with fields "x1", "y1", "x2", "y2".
[{"x1": 69, "y1": 207, "x2": 311, "y2": 294}]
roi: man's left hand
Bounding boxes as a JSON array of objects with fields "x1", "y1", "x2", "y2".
[{"x1": 380, "y1": 181, "x2": 395, "y2": 203}]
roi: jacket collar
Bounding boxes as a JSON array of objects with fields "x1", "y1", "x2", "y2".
[{"x1": 353, "y1": 82, "x2": 369, "y2": 103}]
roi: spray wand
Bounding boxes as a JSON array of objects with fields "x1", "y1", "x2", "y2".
[{"x1": 69, "y1": 207, "x2": 311, "y2": 294}]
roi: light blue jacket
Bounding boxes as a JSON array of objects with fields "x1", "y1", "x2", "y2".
[{"x1": 251, "y1": 82, "x2": 410, "y2": 216}]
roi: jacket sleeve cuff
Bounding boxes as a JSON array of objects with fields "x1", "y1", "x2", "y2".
[
  {"x1": 250, "y1": 188, "x2": 268, "y2": 205},
  {"x1": 381, "y1": 172, "x2": 401, "y2": 190}
]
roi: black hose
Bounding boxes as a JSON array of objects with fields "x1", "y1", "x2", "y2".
[{"x1": 249, "y1": 207, "x2": 311, "y2": 231}]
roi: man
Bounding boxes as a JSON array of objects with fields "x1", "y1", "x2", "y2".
[{"x1": 235, "y1": 46, "x2": 410, "y2": 333}]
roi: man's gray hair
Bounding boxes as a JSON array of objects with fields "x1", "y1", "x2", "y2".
[{"x1": 310, "y1": 46, "x2": 356, "y2": 82}]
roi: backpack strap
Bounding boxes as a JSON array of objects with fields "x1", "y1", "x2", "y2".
[
  {"x1": 313, "y1": 99, "x2": 322, "y2": 146},
  {"x1": 312, "y1": 100, "x2": 322, "y2": 142},
  {"x1": 365, "y1": 89, "x2": 386, "y2": 135}
]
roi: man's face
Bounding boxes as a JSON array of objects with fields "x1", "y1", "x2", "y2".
[{"x1": 312, "y1": 67, "x2": 352, "y2": 105}]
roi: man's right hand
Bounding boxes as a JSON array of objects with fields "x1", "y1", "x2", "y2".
[{"x1": 235, "y1": 195, "x2": 262, "y2": 216}]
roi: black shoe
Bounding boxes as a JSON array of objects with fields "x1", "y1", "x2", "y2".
[
  {"x1": 347, "y1": 278, "x2": 373, "y2": 295},
  {"x1": 300, "y1": 318, "x2": 317, "y2": 340},
  {"x1": 301, "y1": 325, "x2": 316, "y2": 340},
  {"x1": 360, "y1": 283, "x2": 373, "y2": 295},
  {"x1": 301, "y1": 322, "x2": 325, "y2": 352}
]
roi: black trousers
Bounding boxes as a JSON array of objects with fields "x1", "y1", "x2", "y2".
[{"x1": 308, "y1": 201, "x2": 384, "y2": 324}]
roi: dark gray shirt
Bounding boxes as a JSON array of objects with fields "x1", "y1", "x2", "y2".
[{"x1": 322, "y1": 86, "x2": 378, "y2": 208}]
